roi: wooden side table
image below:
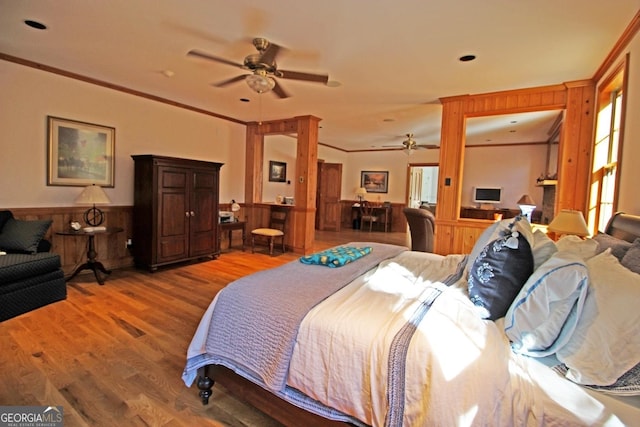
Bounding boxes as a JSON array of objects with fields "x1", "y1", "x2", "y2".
[
  {"x1": 219, "y1": 221, "x2": 246, "y2": 251},
  {"x1": 56, "y1": 227, "x2": 123, "y2": 285}
]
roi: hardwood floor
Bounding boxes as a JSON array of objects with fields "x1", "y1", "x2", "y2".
[{"x1": 0, "y1": 228, "x2": 410, "y2": 427}]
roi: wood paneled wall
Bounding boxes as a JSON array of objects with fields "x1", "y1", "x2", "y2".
[
  {"x1": 10, "y1": 206, "x2": 134, "y2": 275},
  {"x1": 435, "y1": 81, "x2": 595, "y2": 255},
  {"x1": 10, "y1": 203, "x2": 247, "y2": 275},
  {"x1": 244, "y1": 116, "x2": 321, "y2": 255}
]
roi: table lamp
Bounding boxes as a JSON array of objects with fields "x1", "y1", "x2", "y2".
[
  {"x1": 75, "y1": 184, "x2": 111, "y2": 226},
  {"x1": 231, "y1": 200, "x2": 241, "y2": 221},
  {"x1": 356, "y1": 187, "x2": 367, "y2": 203},
  {"x1": 517, "y1": 194, "x2": 536, "y2": 222},
  {"x1": 548, "y1": 209, "x2": 590, "y2": 238}
]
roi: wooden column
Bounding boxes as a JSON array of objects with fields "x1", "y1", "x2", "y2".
[
  {"x1": 434, "y1": 96, "x2": 467, "y2": 255},
  {"x1": 293, "y1": 115, "x2": 321, "y2": 254},
  {"x1": 244, "y1": 116, "x2": 321, "y2": 255},
  {"x1": 556, "y1": 80, "x2": 595, "y2": 213}
]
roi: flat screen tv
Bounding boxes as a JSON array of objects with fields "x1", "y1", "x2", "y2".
[{"x1": 473, "y1": 187, "x2": 502, "y2": 204}]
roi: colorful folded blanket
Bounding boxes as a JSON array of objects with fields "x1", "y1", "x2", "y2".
[{"x1": 299, "y1": 246, "x2": 372, "y2": 268}]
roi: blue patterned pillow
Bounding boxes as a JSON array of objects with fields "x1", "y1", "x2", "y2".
[
  {"x1": 300, "y1": 246, "x2": 372, "y2": 268},
  {"x1": 0, "y1": 218, "x2": 53, "y2": 254},
  {"x1": 468, "y1": 225, "x2": 534, "y2": 320}
]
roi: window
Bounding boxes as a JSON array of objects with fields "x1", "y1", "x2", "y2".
[{"x1": 587, "y1": 58, "x2": 627, "y2": 234}]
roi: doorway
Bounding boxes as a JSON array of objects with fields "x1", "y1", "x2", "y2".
[
  {"x1": 316, "y1": 161, "x2": 343, "y2": 231},
  {"x1": 407, "y1": 164, "x2": 439, "y2": 212}
]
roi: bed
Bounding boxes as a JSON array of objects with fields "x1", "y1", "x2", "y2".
[{"x1": 183, "y1": 212, "x2": 640, "y2": 426}]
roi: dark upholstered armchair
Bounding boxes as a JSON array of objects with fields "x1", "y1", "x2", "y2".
[{"x1": 402, "y1": 207, "x2": 436, "y2": 252}]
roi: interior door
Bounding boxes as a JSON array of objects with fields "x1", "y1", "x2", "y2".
[
  {"x1": 317, "y1": 162, "x2": 342, "y2": 231},
  {"x1": 409, "y1": 167, "x2": 424, "y2": 208}
]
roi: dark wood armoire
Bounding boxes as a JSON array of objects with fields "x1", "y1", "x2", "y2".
[{"x1": 131, "y1": 155, "x2": 223, "y2": 271}]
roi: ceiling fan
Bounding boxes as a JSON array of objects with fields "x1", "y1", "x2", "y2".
[
  {"x1": 384, "y1": 133, "x2": 439, "y2": 154},
  {"x1": 187, "y1": 37, "x2": 329, "y2": 98}
]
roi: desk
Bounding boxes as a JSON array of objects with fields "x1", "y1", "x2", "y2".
[
  {"x1": 56, "y1": 227, "x2": 123, "y2": 285},
  {"x1": 219, "y1": 221, "x2": 246, "y2": 251},
  {"x1": 352, "y1": 205, "x2": 391, "y2": 232}
]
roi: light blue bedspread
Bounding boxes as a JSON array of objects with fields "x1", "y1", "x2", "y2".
[{"x1": 183, "y1": 242, "x2": 407, "y2": 392}]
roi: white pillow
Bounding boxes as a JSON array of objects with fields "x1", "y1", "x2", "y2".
[
  {"x1": 556, "y1": 249, "x2": 640, "y2": 385},
  {"x1": 504, "y1": 251, "x2": 588, "y2": 357},
  {"x1": 531, "y1": 229, "x2": 557, "y2": 271},
  {"x1": 554, "y1": 235, "x2": 598, "y2": 260}
]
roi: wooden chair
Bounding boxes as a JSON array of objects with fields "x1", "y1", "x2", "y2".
[
  {"x1": 359, "y1": 201, "x2": 380, "y2": 232},
  {"x1": 251, "y1": 206, "x2": 288, "y2": 256}
]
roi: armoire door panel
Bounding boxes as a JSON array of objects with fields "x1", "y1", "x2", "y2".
[
  {"x1": 160, "y1": 169, "x2": 187, "y2": 188},
  {"x1": 160, "y1": 192, "x2": 189, "y2": 237},
  {"x1": 159, "y1": 238, "x2": 188, "y2": 260}
]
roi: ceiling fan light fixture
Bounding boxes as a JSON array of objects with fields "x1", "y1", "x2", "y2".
[{"x1": 246, "y1": 73, "x2": 275, "y2": 94}]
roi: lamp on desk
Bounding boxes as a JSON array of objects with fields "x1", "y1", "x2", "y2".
[
  {"x1": 75, "y1": 184, "x2": 111, "y2": 226},
  {"x1": 517, "y1": 194, "x2": 536, "y2": 223},
  {"x1": 548, "y1": 209, "x2": 590, "y2": 238},
  {"x1": 231, "y1": 199, "x2": 241, "y2": 222},
  {"x1": 356, "y1": 187, "x2": 367, "y2": 203}
]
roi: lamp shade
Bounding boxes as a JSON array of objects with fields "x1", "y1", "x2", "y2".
[
  {"x1": 75, "y1": 184, "x2": 111, "y2": 205},
  {"x1": 548, "y1": 209, "x2": 589, "y2": 237},
  {"x1": 355, "y1": 187, "x2": 367, "y2": 197},
  {"x1": 517, "y1": 194, "x2": 536, "y2": 206}
]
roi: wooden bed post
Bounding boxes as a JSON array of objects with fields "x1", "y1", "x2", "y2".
[{"x1": 196, "y1": 366, "x2": 214, "y2": 405}]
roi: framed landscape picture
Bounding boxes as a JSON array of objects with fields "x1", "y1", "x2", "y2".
[
  {"x1": 47, "y1": 116, "x2": 115, "y2": 187},
  {"x1": 361, "y1": 170, "x2": 389, "y2": 193},
  {"x1": 269, "y1": 160, "x2": 287, "y2": 182}
]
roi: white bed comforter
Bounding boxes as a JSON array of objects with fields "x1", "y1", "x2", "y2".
[{"x1": 287, "y1": 251, "x2": 634, "y2": 427}]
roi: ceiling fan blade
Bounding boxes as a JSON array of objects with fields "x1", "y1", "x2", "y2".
[
  {"x1": 258, "y1": 42, "x2": 282, "y2": 65},
  {"x1": 417, "y1": 144, "x2": 439, "y2": 149},
  {"x1": 187, "y1": 49, "x2": 244, "y2": 69},
  {"x1": 278, "y1": 69, "x2": 329, "y2": 84},
  {"x1": 212, "y1": 75, "x2": 247, "y2": 87},
  {"x1": 271, "y1": 80, "x2": 291, "y2": 98}
]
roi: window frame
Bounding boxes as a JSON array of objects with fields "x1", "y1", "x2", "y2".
[{"x1": 587, "y1": 55, "x2": 628, "y2": 234}]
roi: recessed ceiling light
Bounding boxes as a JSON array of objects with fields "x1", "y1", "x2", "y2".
[
  {"x1": 24, "y1": 20, "x2": 47, "y2": 30},
  {"x1": 240, "y1": 98, "x2": 250, "y2": 103},
  {"x1": 383, "y1": 118, "x2": 395, "y2": 122},
  {"x1": 459, "y1": 54, "x2": 476, "y2": 62},
  {"x1": 161, "y1": 70, "x2": 175, "y2": 78}
]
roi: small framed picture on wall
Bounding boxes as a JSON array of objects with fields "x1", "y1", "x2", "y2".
[
  {"x1": 269, "y1": 160, "x2": 287, "y2": 182},
  {"x1": 47, "y1": 116, "x2": 115, "y2": 187},
  {"x1": 361, "y1": 170, "x2": 389, "y2": 193}
]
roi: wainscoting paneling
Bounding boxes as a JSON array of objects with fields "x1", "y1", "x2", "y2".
[{"x1": 11, "y1": 206, "x2": 134, "y2": 275}]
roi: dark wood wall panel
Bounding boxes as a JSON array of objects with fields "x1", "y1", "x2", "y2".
[{"x1": 10, "y1": 206, "x2": 134, "y2": 275}]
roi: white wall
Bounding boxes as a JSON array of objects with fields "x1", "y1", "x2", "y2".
[
  {"x1": 462, "y1": 144, "x2": 548, "y2": 209},
  {"x1": 343, "y1": 149, "x2": 440, "y2": 203},
  {"x1": 2, "y1": 36, "x2": 639, "y2": 216},
  {"x1": 613, "y1": 33, "x2": 640, "y2": 215},
  {"x1": 263, "y1": 135, "x2": 296, "y2": 203},
  {"x1": 0, "y1": 60, "x2": 246, "y2": 208}
]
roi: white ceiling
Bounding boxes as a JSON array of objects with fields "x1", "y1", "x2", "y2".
[{"x1": 1, "y1": 0, "x2": 637, "y2": 151}]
